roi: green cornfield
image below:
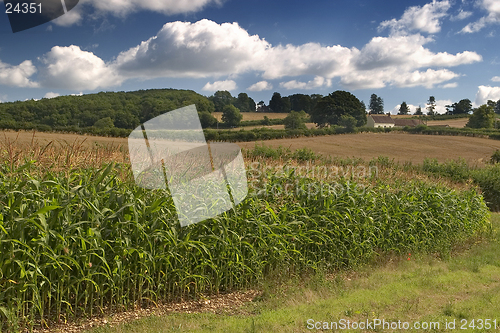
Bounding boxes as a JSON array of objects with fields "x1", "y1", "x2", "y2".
[{"x1": 0, "y1": 155, "x2": 491, "y2": 331}]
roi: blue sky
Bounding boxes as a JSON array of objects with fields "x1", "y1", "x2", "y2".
[{"x1": 1, "y1": 0, "x2": 500, "y2": 114}]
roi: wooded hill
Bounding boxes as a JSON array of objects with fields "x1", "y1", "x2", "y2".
[{"x1": 0, "y1": 89, "x2": 215, "y2": 132}]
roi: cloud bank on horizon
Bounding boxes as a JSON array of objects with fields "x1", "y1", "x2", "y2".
[{"x1": 1, "y1": 0, "x2": 500, "y2": 109}]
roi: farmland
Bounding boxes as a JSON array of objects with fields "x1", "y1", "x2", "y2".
[
  {"x1": 212, "y1": 112, "x2": 289, "y2": 122},
  {"x1": 3, "y1": 130, "x2": 500, "y2": 164},
  {"x1": 0, "y1": 128, "x2": 498, "y2": 332},
  {"x1": 426, "y1": 118, "x2": 469, "y2": 128},
  {"x1": 240, "y1": 132, "x2": 500, "y2": 164}
]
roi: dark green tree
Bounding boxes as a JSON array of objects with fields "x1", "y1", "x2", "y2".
[
  {"x1": 93, "y1": 117, "x2": 114, "y2": 128},
  {"x1": 234, "y1": 93, "x2": 255, "y2": 112},
  {"x1": 414, "y1": 106, "x2": 423, "y2": 115},
  {"x1": 447, "y1": 99, "x2": 472, "y2": 115},
  {"x1": 311, "y1": 90, "x2": 366, "y2": 127},
  {"x1": 339, "y1": 115, "x2": 357, "y2": 132},
  {"x1": 398, "y1": 101, "x2": 410, "y2": 115},
  {"x1": 198, "y1": 111, "x2": 218, "y2": 128},
  {"x1": 283, "y1": 111, "x2": 307, "y2": 130},
  {"x1": 487, "y1": 100, "x2": 497, "y2": 109},
  {"x1": 210, "y1": 90, "x2": 235, "y2": 113},
  {"x1": 310, "y1": 94, "x2": 323, "y2": 112},
  {"x1": 269, "y1": 92, "x2": 285, "y2": 113},
  {"x1": 289, "y1": 94, "x2": 312, "y2": 113},
  {"x1": 282, "y1": 96, "x2": 291, "y2": 113},
  {"x1": 426, "y1": 96, "x2": 436, "y2": 116},
  {"x1": 222, "y1": 104, "x2": 242, "y2": 127},
  {"x1": 466, "y1": 104, "x2": 495, "y2": 128},
  {"x1": 495, "y1": 100, "x2": 500, "y2": 114},
  {"x1": 369, "y1": 94, "x2": 384, "y2": 114}
]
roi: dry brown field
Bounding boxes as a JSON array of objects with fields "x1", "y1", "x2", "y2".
[
  {"x1": 0, "y1": 130, "x2": 127, "y2": 148},
  {"x1": 2, "y1": 130, "x2": 500, "y2": 165},
  {"x1": 212, "y1": 112, "x2": 289, "y2": 121},
  {"x1": 230, "y1": 123, "x2": 317, "y2": 131},
  {"x1": 426, "y1": 118, "x2": 469, "y2": 128},
  {"x1": 239, "y1": 132, "x2": 500, "y2": 164}
]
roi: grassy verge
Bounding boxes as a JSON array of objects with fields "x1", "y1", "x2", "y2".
[{"x1": 85, "y1": 213, "x2": 500, "y2": 333}]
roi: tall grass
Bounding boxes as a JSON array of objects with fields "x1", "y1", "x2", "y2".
[{"x1": 0, "y1": 155, "x2": 490, "y2": 331}]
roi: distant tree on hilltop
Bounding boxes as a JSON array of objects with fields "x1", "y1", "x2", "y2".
[
  {"x1": 426, "y1": 96, "x2": 436, "y2": 116},
  {"x1": 234, "y1": 93, "x2": 256, "y2": 112},
  {"x1": 210, "y1": 90, "x2": 235, "y2": 113},
  {"x1": 446, "y1": 99, "x2": 472, "y2": 115},
  {"x1": 467, "y1": 104, "x2": 495, "y2": 128},
  {"x1": 269, "y1": 92, "x2": 291, "y2": 113},
  {"x1": 369, "y1": 94, "x2": 384, "y2": 114},
  {"x1": 398, "y1": 101, "x2": 410, "y2": 115},
  {"x1": 311, "y1": 90, "x2": 366, "y2": 127}
]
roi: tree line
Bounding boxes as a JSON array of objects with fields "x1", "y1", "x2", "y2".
[{"x1": 0, "y1": 88, "x2": 499, "y2": 134}]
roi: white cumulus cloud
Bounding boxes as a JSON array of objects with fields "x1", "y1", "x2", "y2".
[
  {"x1": 392, "y1": 69, "x2": 460, "y2": 89},
  {"x1": 43, "y1": 92, "x2": 60, "y2": 99},
  {"x1": 475, "y1": 85, "x2": 500, "y2": 105},
  {"x1": 113, "y1": 20, "x2": 480, "y2": 90},
  {"x1": 492, "y1": 76, "x2": 500, "y2": 82},
  {"x1": 378, "y1": 0, "x2": 451, "y2": 35},
  {"x1": 6, "y1": 15, "x2": 481, "y2": 92},
  {"x1": 343, "y1": 34, "x2": 480, "y2": 89},
  {"x1": 354, "y1": 34, "x2": 481, "y2": 71},
  {"x1": 115, "y1": 19, "x2": 270, "y2": 78},
  {"x1": 261, "y1": 43, "x2": 355, "y2": 80},
  {"x1": 82, "y1": 0, "x2": 224, "y2": 17},
  {"x1": 461, "y1": 0, "x2": 500, "y2": 33},
  {"x1": 440, "y1": 82, "x2": 459, "y2": 88},
  {"x1": 247, "y1": 81, "x2": 273, "y2": 91},
  {"x1": 450, "y1": 9, "x2": 473, "y2": 21},
  {"x1": 39, "y1": 45, "x2": 124, "y2": 90},
  {"x1": 51, "y1": 0, "x2": 225, "y2": 26},
  {"x1": 202, "y1": 80, "x2": 237, "y2": 91},
  {"x1": 280, "y1": 76, "x2": 331, "y2": 90},
  {"x1": 0, "y1": 60, "x2": 38, "y2": 88}
]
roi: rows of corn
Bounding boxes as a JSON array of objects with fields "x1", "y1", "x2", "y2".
[{"x1": 0, "y1": 158, "x2": 490, "y2": 331}]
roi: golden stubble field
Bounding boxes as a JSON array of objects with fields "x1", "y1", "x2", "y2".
[
  {"x1": 212, "y1": 112, "x2": 289, "y2": 122},
  {"x1": 2, "y1": 130, "x2": 500, "y2": 165},
  {"x1": 239, "y1": 132, "x2": 500, "y2": 164}
]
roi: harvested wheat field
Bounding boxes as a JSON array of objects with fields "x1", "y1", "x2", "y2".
[
  {"x1": 426, "y1": 118, "x2": 469, "y2": 128},
  {"x1": 2, "y1": 130, "x2": 500, "y2": 165},
  {"x1": 0, "y1": 130, "x2": 127, "y2": 148},
  {"x1": 212, "y1": 112, "x2": 289, "y2": 121},
  {"x1": 239, "y1": 132, "x2": 500, "y2": 164},
  {"x1": 229, "y1": 123, "x2": 317, "y2": 131}
]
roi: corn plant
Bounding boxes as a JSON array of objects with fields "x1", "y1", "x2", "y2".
[{"x1": 0, "y1": 157, "x2": 490, "y2": 331}]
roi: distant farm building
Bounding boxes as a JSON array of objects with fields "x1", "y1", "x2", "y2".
[
  {"x1": 256, "y1": 104, "x2": 270, "y2": 112},
  {"x1": 393, "y1": 119, "x2": 425, "y2": 127},
  {"x1": 367, "y1": 115, "x2": 395, "y2": 128}
]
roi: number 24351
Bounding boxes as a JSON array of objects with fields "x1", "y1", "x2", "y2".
[{"x1": 5, "y1": 3, "x2": 42, "y2": 14}]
